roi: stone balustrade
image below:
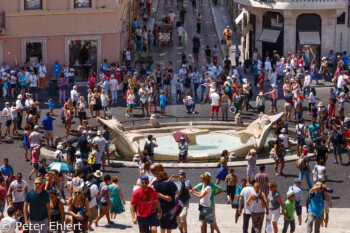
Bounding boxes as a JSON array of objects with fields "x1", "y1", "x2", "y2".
[{"x1": 235, "y1": 0, "x2": 346, "y2": 10}]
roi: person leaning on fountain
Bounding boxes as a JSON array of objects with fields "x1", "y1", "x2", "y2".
[
  {"x1": 144, "y1": 135, "x2": 158, "y2": 163},
  {"x1": 178, "y1": 137, "x2": 188, "y2": 163}
]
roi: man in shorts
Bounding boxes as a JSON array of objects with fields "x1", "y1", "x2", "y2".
[
  {"x1": 41, "y1": 112, "x2": 55, "y2": 147},
  {"x1": 130, "y1": 175, "x2": 162, "y2": 233},
  {"x1": 138, "y1": 83, "x2": 150, "y2": 117},
  {"x1": 2, "y1": 102, "x2": 12, "y2": 136},
  {"x1": 92, "y1": 130, "x2": 108, "y2": 171},
  {"x1": 284, "y1": 89, "x2": 293, "y2": 122},
  {"x1": 81, "y1": 174, "x2": 100, "y2": 231},
  {"x1": 210, "y1": 89, "x2": 220, "y2": 121},
  {"x1": 288, "y1": 179, "x2": 303, "y2": 225},
  {"x1": 8, "y1": 172, "x2": 28, "y2": 214}
]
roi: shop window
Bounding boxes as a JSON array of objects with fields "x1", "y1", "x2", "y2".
[
  {"x1": 25, "y1": 42, "x2": 43, "y2": 65},
  {"x1": 74, "y1": 0, "x2": 92, "y2": 8},
  {"x1": 25, "y1": 0, "x2": 42, "y2": 10},
  {"x1": 68, "y1": 40, "x2": 97, "y2": 79},
  {"x1": 337, "y1": 12, "x2": 345, "y2": 24}
]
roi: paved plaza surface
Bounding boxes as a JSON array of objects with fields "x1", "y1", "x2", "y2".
[{"x1": 0, "y1": 0, "x2": 350, "y2": 232}]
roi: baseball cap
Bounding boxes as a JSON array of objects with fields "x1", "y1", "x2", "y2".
[
  {"x1": 178, "y1": 170, "x2": 185, "y2": 175},
  {"x1": 34, "y1": 125, "x2": 39, "y2": 130},
  {"x1": 140, "y1": 175, "x2": 149, "y2": 182},
  {"x1": 82, "y1": 130, "x2": 88, "y2": 135},
  {"x1": 97, "y1": 130, "x2": 102, "y2": 135},
  {"x1": 287, "y1": 190, "x2": 295, "y2": 198},
  {"x1": 303, "y1": 149, "x2": 309, "y2": 154},
  {"x1": 294, "y1": 178, "x2": 302, "y2": 183},
  {"x1": 205, "y1": 172, "x2": 211, "y2": 177}
]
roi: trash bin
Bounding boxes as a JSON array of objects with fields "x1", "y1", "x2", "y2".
[{"x1": 49, "y1": 80, "x2": 58, "y2": 98}]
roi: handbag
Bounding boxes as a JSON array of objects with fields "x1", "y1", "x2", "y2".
[
  {"x1": 178, "y1": 151, "x2": 186, "y2": 157},
  {"x1": 87, "y1": 155, "x2": 96, "y2": 165}
]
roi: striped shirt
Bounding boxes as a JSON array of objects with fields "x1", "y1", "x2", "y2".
[{"x1": 255, "y1": 172, "x2": 269, "y2": 195}]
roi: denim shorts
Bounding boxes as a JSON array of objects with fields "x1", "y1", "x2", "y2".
[{"x1": 0, "y1": 202, "x2": 5, "y2": 214}]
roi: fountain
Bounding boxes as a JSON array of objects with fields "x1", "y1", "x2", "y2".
[
  {"x1": 177, "y1": 121, "x2": 210, "y2": 145},
  {"x1": 97, "y1": 112, "x2": 284, "y2": 162}
]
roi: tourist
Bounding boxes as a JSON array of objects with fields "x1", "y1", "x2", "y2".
[
  {"x1": 220, "y1": 90, "x2": 230, "y2": 121},
  {"x1": 170, "y1": 170, "x2": 191, "y2": 233},
  {"x1": 306, "y1": 182, "x2": 330, "y2": 233},
  {"x1": 273, "y1": 138, "x2": 286, "y2": 176},
  {"x1": 234, "y1": 179, "x2": 246, "y2": 223},
  {"x1": 109, "y1": 75, "x2": 118, "y2": 105},
  {"x1": 68, "y1": 186, "x2": 89, "y2": 232},
  {"x1": 2, "y1": 102, "x2": 12, "y2": 137},
  {"x1": 109, "y1": 176, "x2": 125, "y2": 219},
  {"x1": 288, "y1": 179, "x2": 303, "y2": 225},
  {"x1": 0, "y1": 206, "x2": 22, "y2": 232},
  {"x1": 160, "y1": 90, "x2": 166, "y2": 116},
  {"x1": 8, "y1": 172, "x2": 28, "y2": 213},
  {"x1": 295, "y1": 119, "x2": 306, "y2": 156},
  {"x1": 76, "y1": 96, "x2": 87, "y2": 125},
  {"x1": 256, "y1": 92, "x2": 265, "y2": 113},
  {"x1": 267, "y1": 181, "x2": 288, "y2": 233},
  {"x1": 92, "y1": 130, "x2": 108, "y2": 171},
  {"x1": 153, "y1": 171, "x2": 178, "y2": 232},
  {"x1": 320, "y1": 179, "x2": 333, "y2": 228},
  {"x1": 66, "y1": 140, "x2": 76, "y2": 168},
  {"x1": 190, "y1": 173, "x2": 216, "y2": 233},
  {"x1": 77, "y1": 130, "x2": 90, "y2": 160},
  {"x1": 24, "y1": 177, "x2": 50, "y2": 233},
  {"x1": 183, "y1": 95, "x2": 195, "y2": 114},
  {"x1": 255, "y1": 165, "x2": 269, "y2": 195},
  {"x1": 22, "y1": 124, "x2": 31, "y2": 161},
  {"x1": 314, "y1": 159, "x2": 326, "y2": 182},
  {"x1": 41, "y1": 112, "x2": 55, "y2": 147},
  {"x1": 10, "y1": 103, "x2": 19, "y2": 136},
  {"x1": 93, "y1": 88, "x2": 102, "y2": 118},
  {"x1": 225, "y1": 168, "x2": 238, "y2": 205},
  {"x1": 144, "y1": 134, "x2": 158, "y2": 163},
  {"x1": 215, "y1": 150, "x2": 229, "y2": 185},
  {"x1": 28, "y1": 144, "x2": 40, "y2": 180},
  {"x1": 70, "y1": 170, "x2": 84, "y2": 197},
  {"x1": 232, "y1": 89, "x2": 242, "y2": 115},
  {"x1": 245, "y1": 182, "x2": 269, "y2": 233},
  {"x1": 49, "y1": 189, "x2": 65, "y2": 232},
  {"x1": 178, "y1": 137, "x2": 188, "y2": 163},
  {"x1": 239, "y1": 179, "x2": 255, "y2": 233},
  {"x1": 282, "y1": 191, "x2": 296, "y2": 233},
  {"x1": 95, "y1": 175, "x2": 113, "y2": 226},
  {"x1": 130, "y1": 175, "x2": 162, "y2": 233},
  {"x1": 65, "y1": 107, "x2": 73, "y2": 135},
  {"x1": 331, "y1": 124, "x2": 343, "y2": 165},
  {"x1": 265, "y1": 83, "x2": 278, "y2": 112},
  {"x1": 245, "y1": 149, "x2": 258, "y2": 181},
  {"x1": 0, "y1": 176, "x2": 7, "y2": 220},
  {"x1": 80, "y1": 173, "x2": 100, "y2": 231},
  {"x1": 279, "y1": 128, "x2": 289, "y2": 149},
  {"x1": 346, "y1": 125, "x2": 350, "y2": 165},
  {"x1": 29, "y1": 70, "x2": 39, "y2": 101},
  {"x1": 297, "y1": 148, "x2": 312, "y2": 189},
  {"x1": 1, "y1": 158, "x2": 14, "y2": 183},
  {"x1": 127, "y1": 89, "x2": 136, "y2": 118},
  {"x1": 194, "y1": 172, "x2": 223, "y2": 233}
]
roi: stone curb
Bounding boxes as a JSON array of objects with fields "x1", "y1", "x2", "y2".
[{"x1": 40, "y1": 147, "x2": 309, "y2": 169}]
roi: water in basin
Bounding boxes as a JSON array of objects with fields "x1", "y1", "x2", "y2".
[{"x1": 140, "y1": 134, "x2": 242, "y2": 156}]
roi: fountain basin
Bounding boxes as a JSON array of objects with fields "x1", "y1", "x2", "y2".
[{"x1": 176, "y1": 128, "x2": 210, "y2": 145}]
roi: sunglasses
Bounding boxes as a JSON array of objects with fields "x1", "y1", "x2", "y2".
[
  {"x1": 75, "y1": 192, "x2": 81, "y2": 194},
  {"x1": 34, "y1": 183, "x2": 41, "y2": 185},
  {"x1": 141, "y1": 182, "x2": 148, "y2": 184}
]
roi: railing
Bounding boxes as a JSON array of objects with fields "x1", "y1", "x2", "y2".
[{"x1": 254, "y1": 0, "x2": 343, "y2": 2}]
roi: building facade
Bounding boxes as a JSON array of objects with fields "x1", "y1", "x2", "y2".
[
  {"x1": 0, "y1": 0, "x2": 137, "y2": 79},
  {"x1": 229, "y1": 0, "x2": 348, "y2": 64}
]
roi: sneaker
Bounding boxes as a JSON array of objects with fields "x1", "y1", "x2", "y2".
[
  {"x1": 338, "y1": 162, "x2": 342, "y2": 166},
  {"x1": 94, "y1": 221, "x2": 98, "y2": 227},
  {"x1": 127, "y1": 115, "x2": 130, "y2": 118},
  {"x1": 89, "y1": 227, "x2": 94, "y2": 231},
  {"x1": 332, "y1": 161, "x2": 337, "y2": 164}
]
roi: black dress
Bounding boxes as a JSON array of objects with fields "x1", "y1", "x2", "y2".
[{"x1": 94, "y1": 95, "x2": 102, "y2": 111}]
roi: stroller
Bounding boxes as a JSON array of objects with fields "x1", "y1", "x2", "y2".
[{"x1": 158, "y1": 24, "x2": 173, "y2": 47}]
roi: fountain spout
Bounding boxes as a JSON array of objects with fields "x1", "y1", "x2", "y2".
[{"x1": 189, "y1": 121, "x2": 193, "y2": 132}]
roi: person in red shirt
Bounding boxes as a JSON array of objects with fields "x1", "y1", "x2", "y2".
[
  {"x1": 346, "y1": 129, "x2": 350, "y2": 165},
  {"x1": 0, "y1": 176, "x2": 7, "y2": 219},
  {"x1": 131, "y1": 175, "x2": 162, "y2": 233}
]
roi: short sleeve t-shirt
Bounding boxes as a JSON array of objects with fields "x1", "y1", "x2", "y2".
[
  {"x1": 268, "y1": 190, "x2": 281, "y2": 211},
  {"x1": 92, "y1": 136, "x2": 108, "y2": 153},
  {"x1": 131, "y1": 187, "x2": 158, "y2": 217},
  {"x1": 42, "y1": 116, "x2": 54, "y2": 131},
  {"x1": 10, "y1": 180, "x2": 28, "y2": 202},
  {"x1": 247, "y1": 156, "x2": 257, "y2": 168},
  {"x1": 78, "y1": 136, "x2": 89, "y2": 153},
  {"x1": 29, "y1": 132, "x2": 42, "y2": 147},
  {"x1": 100, "y1": 184, "x2": 110, "y2": 203},
  {"x1": 160, "y1": 95, "x2": 166, "y2": 105},
  {"x1": 199, "y1": 185, "x2": 212, "y2": 208},
  {"x1": 315, "y1": 145, "x2": 328, "y2": 161},
  {"x1": 153, "y1": 181, "x2": 177, "y2": 212},
  {"x1": 210, "y1": 93, "x2": 220, "y2": 106},
  {"x1": 25, "y1": 189, "x2": 50, "y2": 221},
  {"x1": 239, "y1": 186, "x2": 255, "y2": 214},
  {"x1": 308, "y1": 191, "x2": 325, "y2": 218},
  {"x1": 308, "y1": 124, "x2": 320, "y2": 138},
  {"x1": 0, "y1": 185, "x2": 7, "y2": 203},
  {"x1": 0, "y1": 217, "x2": 17, "y2": 233},
  {"x1": 0, "y1": 165, "x2": 13, "y2": 177}
]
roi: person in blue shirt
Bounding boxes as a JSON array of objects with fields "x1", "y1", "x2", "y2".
[
  {"x1": 341, "y1": 51, "x2": 349, "y2": 70},
  {"x1": 306, "y1": 182, "x2": 330, "y2": 233},
  {"x1": 288, "y1": 179, "x2": 303, "y2": 225},
  {"x1": 52, "y1": 61, "x2": 62, "y2": 80},
  {"x1": 308, "y1": 120, "x2": 321, "y2": 139},
  {"x1": 100, "y1": 59, "x2": 109, "y2": 71},
  {"x1": 101, "y1": 76, "x2": 109, "y2": 93},
  {"x1": 132, "y1": 17, "x2": 137, "y2": 32},
  {"x1": 0, "y1": 158, "x2": 14, "y2": 180},
  {"x1": 41, "y1": 112, "x2": 55, "y2": 147},
  {"x1": 136, "y1": 40, "x2": 143, "y2": 54},
  {"x1": 159, "y1": 90, "x2": 166, "y2": 115},
  {"x1": 66, "y1": 140, "x2": 76, "y2": 167},
  {"x1": 235, "y1": 178, "x2": 246, "y2": 223},
  {"x1": 48, "y1": 99, "x2": 54, "y2": 115}
]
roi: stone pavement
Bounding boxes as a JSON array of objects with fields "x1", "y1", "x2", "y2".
[{"x1": 47, "y1": 202, "x2": 350, "y2": 232}]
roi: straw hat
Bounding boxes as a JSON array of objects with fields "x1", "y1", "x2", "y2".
[{"x1": 258, "y1": 92, "x2": 264, "y2": 96}]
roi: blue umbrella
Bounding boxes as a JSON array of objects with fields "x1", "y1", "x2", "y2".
[{"x1": 48, "y1": 162, "x2": 74, "y2": 173}]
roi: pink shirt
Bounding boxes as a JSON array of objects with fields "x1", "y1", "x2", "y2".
[
  {"x1": 271, "y1": 88, "x2": 278, "y2": 99},
  {"x1": 110, "y1": 79, "x2": 118, "y2": 91},
  {"x1": 32, "y1": 150, "x2": 39, "y2": 164}
]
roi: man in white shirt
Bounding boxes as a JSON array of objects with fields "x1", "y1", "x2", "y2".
[
  {"x1": 138, "y1": 83, "x2": 150, "y2": 117},
  {"x1": 29, "y1": 125, "x2": 43, "y2": 149},
  {"x1": 183, "y1": 96, "x2": 195, "y2": 114},
  {"x1": 28, "y1": 70, "x2": 38, "y2": 101},
  {"x1": 9, "y1": 173, "x2": 28, "y2": 213},
  {"x1": 239, "y1": 179, "x2": 256, "y2": 233},
  {"x1": 92, "y1": 130, "x2": 108, "y2": 170},
  {"x1": 337, "y1": 73, "x2": 344, "y2": 95},
  {"x1": 168, "y1": 10, "x2": 176, "y2": 23},
  {"x1": 279, "y1": 128, "x2": 289, "y2": 148},
  {"x1": 37, "y1": 61, "x2": 47, "y2": 90},
  {"x1": 2, "y1": 102, "x2": 12, "y2": 136},
  {"x1": 0, "y1": 206, "x2": 20, "y2": 233},
  {"x1": 16, "y1": 95, "x2": 24, "y2": 130},
  {"x1": 81, "y1": 174, "x2": 100, "y2": 231},
  {"x1": 24, "y1": 93, "x2": 34, "y2": 108},
  {"x1": 264, "y1": 57, "x2": 272, "y2": 81},
  {"x1": 303, "y1": 70, "x2": 311, "y2": 97},
  {"x1": 70, "y1": 86, "x2": 79, "y2": 117},
  {"x1": 210, "y1": 89, "x2": 220, "y2": 121},
  {"x1": 177, "y1": 25, "x2": 185, "y2": 46}
]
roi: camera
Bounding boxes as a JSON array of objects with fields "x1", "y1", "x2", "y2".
[
  {"x1": 325, "y1": 187, "x2": 333, "y2": 193},
  {"x1": 16, "y1": 212, "x2": 25, "y2": 225}
]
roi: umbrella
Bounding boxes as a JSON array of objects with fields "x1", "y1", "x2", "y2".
[
  {"x1": 172, "y1": 131, "x2": 190, "y2": 143},
  {"x1": 48, "y1": 162, "x2": 74, "y2": 173}
]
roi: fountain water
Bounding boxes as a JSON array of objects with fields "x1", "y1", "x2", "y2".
[{"x1": 178, "y1": 122, "x2": 210, "y2": 145}]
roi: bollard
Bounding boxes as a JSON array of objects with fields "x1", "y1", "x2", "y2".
[
  {"x1": 133, "y1": 153, "x2": 141, "y2": 162},
  {"x1": 228, "y1": 152, "x2": 236, "y2": 162},
  {"x1": 235, "y1": 113, "x2": 242, "y2": 126}
]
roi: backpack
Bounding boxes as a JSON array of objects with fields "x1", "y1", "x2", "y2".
[
  {"x1": 296, "y1": 156, "x2": 306, "y2": 170},
  {"x1": 296, "y1": 124, "x2": 305, "y2": 139},
  {"x1": 144, "y1": 141, "x2": 151, "y2": 153},
  {"x1": 177, "y1": 182, "x2": 191, "y2": 203},
  {"x1": 248, "y1": 88, "x2": 253, "y2": 99},
  {"x1": 82, "y1": 182, "x2": 93, "y2": 201}
]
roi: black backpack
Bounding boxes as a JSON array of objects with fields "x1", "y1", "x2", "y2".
[
  {"x1": 178, "y1": 182, "x2": 191, "y2": 203},
  {"x1": 82, "y1": 182, "x2": 93, "y2": 201}
]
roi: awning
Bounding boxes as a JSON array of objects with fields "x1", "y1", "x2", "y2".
[
  {"x1": 235, "y1": 11, "x2": 244, "y2": 25},
  {"x1": 298, "y1": 31, "x2": 321, "y2": 45},
  {"x1": 258, "y1": 29, "x2": 281, "y2": 43},
  {"x1": 241, "y1": 24, "x2": 253, "y2": 36}
]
